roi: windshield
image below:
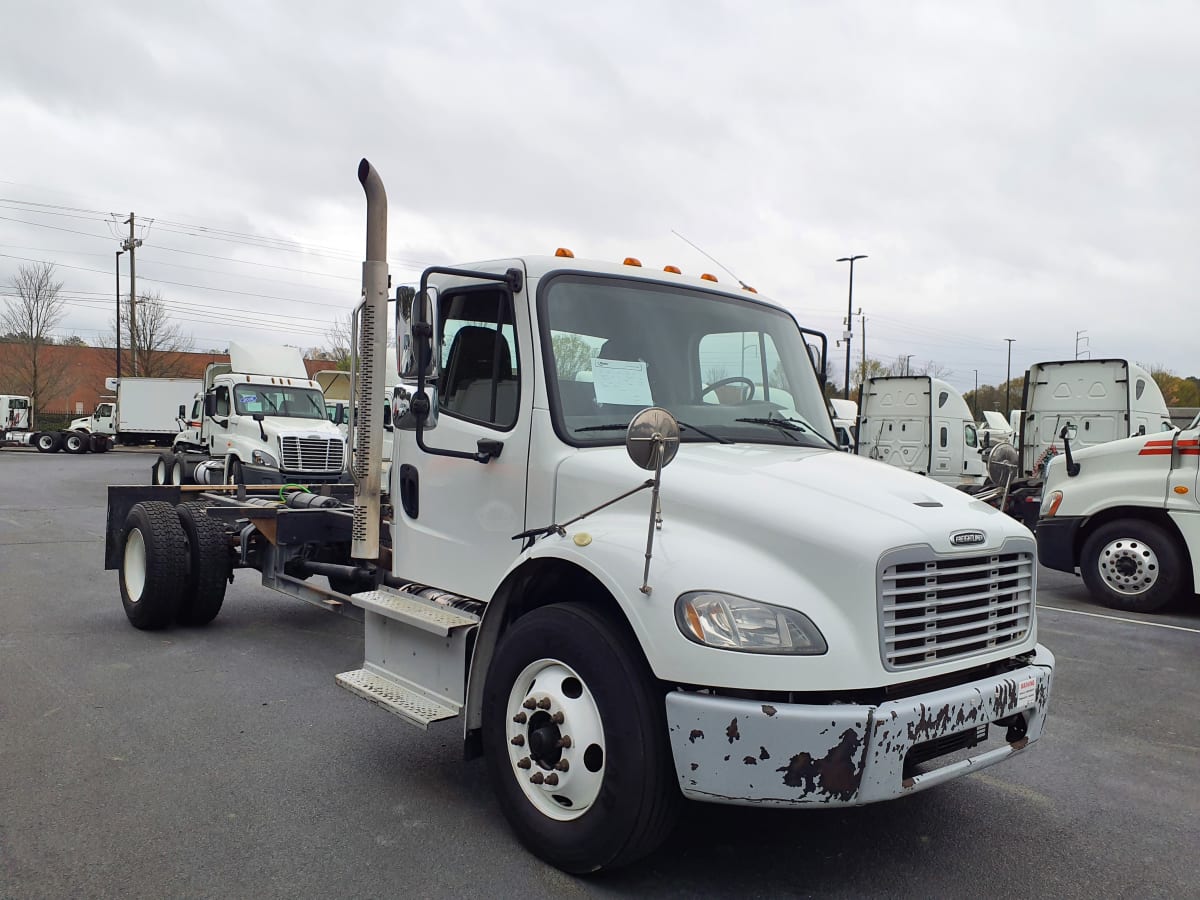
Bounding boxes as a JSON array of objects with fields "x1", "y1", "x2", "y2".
[
  {"x1": 233, "y1": 384, "x2": 325, "y2": 419},
  {"x1": 540, "y1": 274, "x2": 835, "y2": 448}
]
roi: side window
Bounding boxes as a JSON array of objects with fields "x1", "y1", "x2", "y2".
[
  {"x1": 939, "y1": 426, "x2": 949, "y2": 448},
  {"x1": 215, "y1": 386, "x2": 231, "y2": 417},
  {"x1": 965, "y1": 424, "x2": 978, "y2": 448},
  {"x1": 437, "y1": 288, "x2": 520, "y2": 428},
  {"x1": 191, "y1": 399, "x2": 202, "y2": 421}
]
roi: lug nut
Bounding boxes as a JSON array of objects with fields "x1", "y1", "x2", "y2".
[
  {"x1": 544, "y1": 773, "x2": 559, "y2": 786},
  {"x1": 516, "y1": 757, "x2": 531, "y2": 769},
  {"x1": 512, "y1": 712, "x2": 527, "y2": 724},
  {"x1": 551, "y1": 711, "x2": 564, "y2": 725},
  {"x1": 536, "y1": 697, "x2": 552, "y2": 710},
  {"x1": 556, "y1": 736, "x2": 572, "y2": 749},
  {"x1": 530, "y1": 772, "x2": 545, "y2": 785},
  {"x1": 522, "y1": 698, "x2": 537, "y2": 710},
  {"x1": 510, "y1": 735, "x2": 525, "y2": 747},
  {"x1": 554, "y1": 759, "x2": 570, "y2": 772}
]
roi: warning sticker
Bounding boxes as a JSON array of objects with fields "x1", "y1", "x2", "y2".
[{"x1": 1017, "y1": 676, "x2": 1037, "y2": 708}]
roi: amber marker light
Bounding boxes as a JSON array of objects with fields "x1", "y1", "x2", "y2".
[
  {"x1": 554, "y1": 247, "x2": 575, "y2": 258},
  {"x1": 1175, "y1": 485, "x2": 1189, "y2": 495},
  {"x1": 663, "y1": 265, "x2": 681, "y2": 274},
  {"x1": 742, "y1": 285, "x2": 758, "y2": 293},
  {"x1": 623, "y1": 257, "x2": 642, "y2": 267},
  {"x1": 700, "y1": 273, "x2": 718, "y2": 282}
]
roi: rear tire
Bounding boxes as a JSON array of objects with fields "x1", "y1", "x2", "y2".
[
  {"x1": 175, "y1": 503, "x2": 229, "y2": 626},
  {"x1": 170, "y1": 457, "x2": 185, "y2": 485},
  {"x1": 35, "y1": 432, "x2": 62, "y2": 453},
  {"x1": 152, "y1": 453, "x2": 172, "y2": 485},
  {"x1": 64, "y1": 432, "x2": 90, "y2": 454},
  {"x1": 119, "y1": 501, "x2": 187, "y2": 630},
  {"x1": 1080, "y1": 519, "x2": 1187, "y2": 613},
  {"x1": 482, "y1": 603, "x2": 681, "y2": 874}
]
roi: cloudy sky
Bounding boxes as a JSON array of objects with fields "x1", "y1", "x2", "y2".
[{"x1": 2, "y1": 0, "x2": 1196, "y2": 396}]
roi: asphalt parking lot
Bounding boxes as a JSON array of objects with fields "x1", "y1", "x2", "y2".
[{"x1": 2, "y1": 448, "x2": 1198, "y2": 898}]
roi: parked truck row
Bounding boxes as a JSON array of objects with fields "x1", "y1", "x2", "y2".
[{"x1": 104, "y1": 159, "x2": 1055, "y2": 873}]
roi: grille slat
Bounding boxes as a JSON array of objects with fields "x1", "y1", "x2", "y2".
[
  {"x1": 879, "y1": 550, "x2": 1034, "y2": 670},
  {"x1": 280, "y1": 436, "x2": 345, "y2": 474}
]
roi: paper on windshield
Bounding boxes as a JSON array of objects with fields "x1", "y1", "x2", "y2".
[{"x1": 592, "y1": 359, "x2": 653, "y2": 406}]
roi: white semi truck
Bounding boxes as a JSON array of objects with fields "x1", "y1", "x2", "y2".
[
  {"x1": 1, "y1": 393, "x2": 112, "y2": 454},
  {"x1": 104, "y1": 160, "x2": 1054, "y2": 873},
  {"x1": 1037, "y1": 414, "x2": 1200, "y2": 613},
  {"x1": 154, "y1": 343, "x2": 349, "y2": 486},
  {"x1": 856, "y1": 375, "x2": 986, "y2": 486}
]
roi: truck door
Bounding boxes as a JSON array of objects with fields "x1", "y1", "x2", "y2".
[
  {"x1": 391, "y1": 271, "x2": 532, "y2": 602},
  {"x1": 95, "y1": 403, "x2": 116, "y2": 435},
  {"x1": 206, "y1": 385, "x2": 232, "y2": 455}
]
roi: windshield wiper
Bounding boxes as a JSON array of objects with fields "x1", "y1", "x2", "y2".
[
  {"x1": 735, "y1": 414, "x2": 838, "y2": 449},
  {"x1": 575, "y1": 420, "x2": 734, "y2": 445}
]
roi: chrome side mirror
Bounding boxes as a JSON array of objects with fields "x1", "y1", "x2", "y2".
[
  {"x1": 392, "y1": 383, "x2": 438, "y2": 431},
  {"x1": 396, "y1": 284, "x2": 439, "y2": 380}
]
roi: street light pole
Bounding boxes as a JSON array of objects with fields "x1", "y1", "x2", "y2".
[
  {"x1": 836, "y1": 254, "x2": 867, "y2": 399},
  {"x1": 1004, "y1": 338, "x2": 1015, "y2": 418},
  {"x1": 903, "y1": 354, "x2": 914, "y2": 376},
  {"x1": 973, "y1": 368, "x2": 979, "y2": 418},
  {"x1": 115, "y1": 250, "x2": 124, "y2": 380}
]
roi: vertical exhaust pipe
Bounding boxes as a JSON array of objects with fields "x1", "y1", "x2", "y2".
[{"x1": 353, "y1": 158, "x2": 389, "y2": 562}]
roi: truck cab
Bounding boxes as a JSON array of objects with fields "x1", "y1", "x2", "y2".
[
  {"x1": 70, "y1": 401, "x2": 116, "y2": 435},
  {"x1": 856, "y1": 375, "x2": 986, "y2": 485},
  {"x1": 1, "y1": 394, "x2": 31, "y2": 433}
]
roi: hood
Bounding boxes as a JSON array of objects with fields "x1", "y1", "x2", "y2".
[
  {"x1": 555, "y1": 443, "x2": 1024, "y2": 559},
  {"x1": 260, "y1": 417, "x2": 344, "y2": 441}
]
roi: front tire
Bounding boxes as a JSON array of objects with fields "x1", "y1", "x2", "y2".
[
  {"x1": 119, "y1": 501, "x2": 187, "y2": 629},
  {"x1": 227, "y1": 457, "x2": 244, "y2": 486},
  {"x1": 482, "y1": 603, "x2": 680, "y2": 874},
  {"x1": 1080, "y1": 519, "x2": 1188, "y2": 613}
]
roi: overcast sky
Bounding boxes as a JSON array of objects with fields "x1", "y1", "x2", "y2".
[{"x1": 2, "y1": 0, "x2": 1196, "y2": 396}]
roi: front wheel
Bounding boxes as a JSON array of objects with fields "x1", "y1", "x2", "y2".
[
  {"x1": 482, "y1": 603, "x2": 680, "y2": 874},
  {"x1": 226, "y1": 457, "x2": 244, "y2": 486},
  {"x1": 1080, "y1": 519, "x2": 1188, "y2": 613}
]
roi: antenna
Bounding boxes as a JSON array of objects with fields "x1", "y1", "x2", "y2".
[{"x1": 671, "y1": 230, "x2": 753, "y2": 291}]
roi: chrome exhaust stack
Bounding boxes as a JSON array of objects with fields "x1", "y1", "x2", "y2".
[{"x1": 352, "y1": 158, "x2": 389, "y2": 562}]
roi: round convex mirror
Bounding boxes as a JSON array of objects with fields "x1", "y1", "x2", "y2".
[{"x1": 626, "y1": 407, "x2": 681, "y2": 471}]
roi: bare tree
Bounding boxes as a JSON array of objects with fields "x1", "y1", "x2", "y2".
[
  {"x1": 323, "y1": 313, "x2": 353, "y2": 371},
  {"x1": 109, "y1": 290, "x2": 194, "y2": 377},
  {"x1": 0, "y1": 262, "x2": 71, "y2": 426}
]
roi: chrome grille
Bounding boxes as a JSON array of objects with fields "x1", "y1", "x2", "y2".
[
  {"x1": 279, "y1": 436, "x2": 345, "y2": 473},
  {"x1": 879, "y1": 550, "x2": 1034, "y2": 670}
]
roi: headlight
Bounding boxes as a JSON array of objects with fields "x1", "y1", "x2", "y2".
[
  {"x1": 251, "y1": 449, "x2": 277, "y2": 467},
  {"x1": 1041, "y1": 490, "x2": 1063, "y2": 517},
  {"x1": 675, "y1": 592, "x2": 827, "y2": 655}
]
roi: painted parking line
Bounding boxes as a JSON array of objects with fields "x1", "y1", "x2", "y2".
[{"x1": 1037, "y1": 604, "x2": 1200, "y2": 635}]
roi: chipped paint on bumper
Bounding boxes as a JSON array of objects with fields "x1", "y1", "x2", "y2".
[{"x1": 665, "y1": 644, "x2": 1054, "y2": 806}]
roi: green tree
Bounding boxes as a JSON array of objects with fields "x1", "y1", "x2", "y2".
[
  {"x1": 0, "y1": 262, "x2": 71, "y2": 427},
  {"x1": 551, "y1": 334, "x2": 595, "y2": 381}
]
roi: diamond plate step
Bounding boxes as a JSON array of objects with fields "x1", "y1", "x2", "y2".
[
  {"x1": 350, "y1": 588, "x2": 481, "y2": 636},
  {"x1": 335, "y1": 668, "x2": 458, "y2": 729}
]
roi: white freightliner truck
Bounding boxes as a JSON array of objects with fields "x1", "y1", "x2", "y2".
[
  {"x1": 1, "y1": 393, "x2": 113, "y2": 454},
  {"x1": 1037, "y1": 412, "x2": 1200, "y2": 613},
  {"x1": 104, "y1": 160, "x2": 1054, "y2": 873},
  {"x1": 70, "y1": 376, "x2": 202, "y2": 446},
  {"x1": 154, "y1": 342, "x2": 348, "y2": 486},
  {"x1": 856, "y1": 376, "x2": 986, "y2": 486}
]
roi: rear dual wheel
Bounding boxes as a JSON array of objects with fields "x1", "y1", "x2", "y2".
[
  {"x1": 64, "y1": 431, "x2": 90, "y2": 454},
  {"x1": 35, "y1": 432, "x2": 62, "y2": 453}
]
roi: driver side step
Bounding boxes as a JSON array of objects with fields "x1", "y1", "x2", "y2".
[{"x1": 335, "y1": 586, "x2": 481, "y2": 730}]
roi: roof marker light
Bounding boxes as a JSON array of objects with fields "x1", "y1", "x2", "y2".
[
  {"x1": 742, "y1": 285, "x2": 758, "y2": 293},
  {"x1": 663, "y1": 265, "x2": 681, "y2": 274},
  {"x1": 700, "y1": 273, "x2": 718, "y2": 282},
  {"x1": 555, "y1": 247, "x2": 575, "y2": 258},
  {"x1": 623, "y1": 257, "x2": 642, "y2": 267}
]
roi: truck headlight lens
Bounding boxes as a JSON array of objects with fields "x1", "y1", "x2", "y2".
[
  {"x1": 252, "y1": 449, "x2": 277, "y2": 467},
  {"x1": 675, "y1": 592, "x2": 827, "y2": 655},
  {"x1": 1041, "y1": 490, "x2": 1063, "y2": 517}
]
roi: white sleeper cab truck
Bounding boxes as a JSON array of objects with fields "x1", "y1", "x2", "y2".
[
  {"x1": 70, "y1": 376, "x2": 202, "y2": 446},
  {"x1": 104, "y1": 160, "x2": 1054, "y2": 873},
  {"x1": 828, "y1": 397, "x2": 858, "y2": 450},
  {"x1": 155, "y1": 342, "x2": 348, "y2": 486},
  {"x1": 1037, "y1": 415, "x2": 1200, "y2": 613},
  {"x1": 857, "y1": 375, "x2": 986, "y2": 486},
  {"x1": 978, "y1": 410, "x2": 1015, "y2": 447}
]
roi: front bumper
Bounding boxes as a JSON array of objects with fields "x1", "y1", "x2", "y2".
[
  {"x1": 1036, "y1": 516, "x2": 1083, "y2": 573},
  {"x1": 241, "y1": 462, "x2": 350, "y2": 486},
  {"x1": 665, "y1": 644, "x2": 1054, "y2": 807}
]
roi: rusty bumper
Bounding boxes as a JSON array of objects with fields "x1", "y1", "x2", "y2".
[{"x1": 665, "y1": 644, "x2": 1054, "y2": 806}]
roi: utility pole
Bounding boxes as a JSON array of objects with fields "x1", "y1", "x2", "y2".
[
  {"x1": 123, "y1": 213, "x2": 143, "y2": 376},
  {"x1": 1075, "y1": 330, "x2": 1090, "y2": 359},
  {"x1": 859, "y1": 313, "x2": 867, "y2": 392},
  {"x1": 973, "y1": 369, "x2": 979, "y2": 419},
  {"x1": 1004, "y1": 338, "x2": 1015, "y2": 419},
  {"x1": 903, "y1": 354, "x2": 914, "y2": 376},
  {"x1": 836, "y1": 254, "x2": 867, "y2": 400},
  {"x1": 115, "y1": 250, "x2": 124, "y2": 380}
]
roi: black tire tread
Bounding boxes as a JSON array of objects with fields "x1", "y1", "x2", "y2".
[
  {"x1": 120, "y1": 501, "x2": 187, "y2": 630},
  {"x1": 176, "y1": 502, "x2": 229, "y2": 626},
  {"x1": 1080, "y1": 519, "x2": 1187, "y2": 613}
]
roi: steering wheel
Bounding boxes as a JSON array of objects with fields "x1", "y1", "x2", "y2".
[{"x1": 700, "y1": 376, "x2": 756, "y2": 403}]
